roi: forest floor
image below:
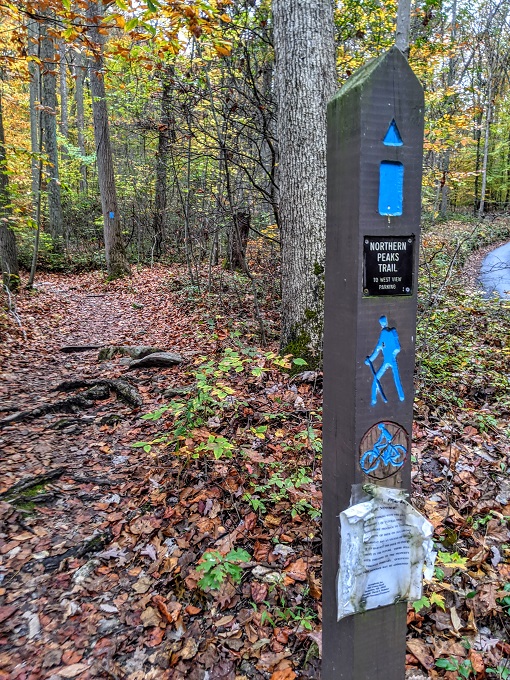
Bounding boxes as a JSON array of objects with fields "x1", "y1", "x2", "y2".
[{"x1": 1, "y1": 220, "x2": 510, "y2": 680}]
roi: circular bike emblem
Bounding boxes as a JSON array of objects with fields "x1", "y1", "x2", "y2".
[{"x1": 359, "y1": 421, "x2": 409, "y2": 479}]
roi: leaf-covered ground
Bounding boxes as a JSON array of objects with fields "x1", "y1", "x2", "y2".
[{"x1": 0, "y1": 221, "x2": 509, "y2": 680}]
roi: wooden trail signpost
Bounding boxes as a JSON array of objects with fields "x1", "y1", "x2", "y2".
[{"x1": 323, "y1": 48, "x2": 425, "y2": 678}]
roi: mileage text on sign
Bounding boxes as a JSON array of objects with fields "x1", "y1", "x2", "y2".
[{"x1": 363, "y1": 235, "x2": 415, "y2": 297}]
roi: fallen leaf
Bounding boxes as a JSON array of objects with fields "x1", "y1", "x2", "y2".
[
  {"x1": 450, "y1": 606, "x2": 463, "y2": 632},
  {"x1": 179, "y1": 637, "x2": 198, "y2": 660},
  {"x1": 145, "y1": 626, "x2": 165, "y2": 648},
  {"x1": 251, "y1": 581, "x2": 268, "y2": 603},
  {"x1": 132, "y1": 575, "x2": 153, "y2": 594},
  {"x1": 140, "y1": 606, "x2": 162, "y2": 628},
  {"x1": 0, "y1": 606, "x2": 17, "y2": 624},
  {"x1": 284, "y1": 558, "x2": 307, "y2": 582},
  {"x1": 57, "y1": 663, "x2": 89, "y2": 678},
  {"x1": 185, "y1": 605, "x2": 202, "y2": 615},
  {"x1": 271, "y1": 669, "x2": 296, "y2": 680},
  {"x1": 468, "y1": 648, "x2": 485, "y2": 674},
  {"x1": 406, "y1": 639, "x2": 434, "y2": 670}
]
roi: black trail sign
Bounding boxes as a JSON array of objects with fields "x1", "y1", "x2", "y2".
[{"x1": 322, "y1": 48, "x2": 424, "y2": 679}]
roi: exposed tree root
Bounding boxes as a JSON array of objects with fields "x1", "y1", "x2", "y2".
[{"x1": 0, "y1": 467, "x2": 67, "y2": 500}]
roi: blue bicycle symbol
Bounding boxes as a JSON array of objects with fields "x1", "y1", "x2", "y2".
[{"x1": 360, "y1": 423, "x2": 407, "y2": 475}]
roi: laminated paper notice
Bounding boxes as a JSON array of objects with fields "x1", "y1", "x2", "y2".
[{"x1": 337, "y1": 485, "x2": 435, "y2": 620}]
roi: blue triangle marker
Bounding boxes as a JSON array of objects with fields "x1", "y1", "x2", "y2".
[{"x1": 383, "y1": 119, "x2": 403, "y2": 146}]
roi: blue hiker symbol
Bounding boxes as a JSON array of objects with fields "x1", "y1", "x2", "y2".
[
  {"x1": 360, "y1": 423, "x2": 407, "y2": 475},
  {"x1": 365, "y1": 316, "x2": 405, "y2": 406}
]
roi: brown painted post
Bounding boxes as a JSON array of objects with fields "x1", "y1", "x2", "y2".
[{"x1": 322, "y1": 48, "x2": 424, "y2": 678}]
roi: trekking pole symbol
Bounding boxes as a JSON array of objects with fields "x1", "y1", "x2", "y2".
[{"x1": 365, "y1": 316, "x2": 405, "y2": 406}]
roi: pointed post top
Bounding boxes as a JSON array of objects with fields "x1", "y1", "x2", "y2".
[{"x1": 383, "y1": 119, "x2": 403, "y2": 146}]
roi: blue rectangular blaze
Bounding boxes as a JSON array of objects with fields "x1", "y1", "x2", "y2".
[{"x1": 378, "y1": 161, "x2": 403, "y2": 216}]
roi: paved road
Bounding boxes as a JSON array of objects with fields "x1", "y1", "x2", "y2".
[{"x1": 479, "y1": 241, "x2": 510, "y2": 298}]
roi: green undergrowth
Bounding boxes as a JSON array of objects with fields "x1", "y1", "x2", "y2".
[
  {"x1": 416, "y1": 219, "x2": 510, "y2": 425},
  {"x1": 133, "y1": 345, "x2": 322, "y2": 523}
]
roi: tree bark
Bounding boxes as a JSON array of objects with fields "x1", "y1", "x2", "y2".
[
  {"x1": 59, "y1": 41, "x2": 69, "y2": 146},
  {"x1": 439, "y1": 0, "x2": 457, "y2": 217},
  {"x1": 478, "y1": 79, "x2": 492, "y2": 218},
  {"x1": 273, "y1": 0, "x2": 337, "y2": 361},
  {"x1": 87, "y1": 1, "x2": 130, "y2": 278},
  {"x1": 228, "y1": 210, "x2": 250, "y2": 271},
  {"x1": 0, "y1": 90, "x2": 19, "y2": 288},
  {"x1": 152, "y1": 66, "x2": 175, "y2": 259},
  {"x1": 40, "y1": 17, "x2": 64, "y2": 242},
  {"x1": 28, "y1": 19, "x2": 40, "y2": 211},
  {"x1": 395, "y1": 0, "x2": 412, "y2": 56},
  {"x1": 73, "y1": 50, "x2": 88, "y2": 194}
]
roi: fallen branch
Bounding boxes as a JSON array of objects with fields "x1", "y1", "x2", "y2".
[
  {"x1": 24, "y1": 529, "x2": 113, "y2": 573},
  {"x1": 60, "y1": 345, "x2": 104, "y2": 353}
]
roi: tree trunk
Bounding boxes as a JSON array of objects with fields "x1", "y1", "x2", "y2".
[
  {"x1": 0, "y1": 91, "x2": 19, "y2": 289},
  {"x1": 273, "y1": 0, "x2": 337, "y2": 362},
  {"x1": 73, "y1": 50, "x2": 88, "y2": 194},
  {"x1": 478, "y1": 79, "x2": 492, "y2": 218},
  {"x1": 87, "y1": 1, "x2": 130, "y2": 278},
  {"x1": 152, "y1": 66, "x2": 174, "y2": 259},
  {"x1": 395, "y1": 0, "x2": 412, "y2": 56},
  {"x1": 228, "y1": 210, "x2": 250, "y2": 271},
  {"x1": 59, "y1": 40, "x2": 69, "y2": 153},
  {"x1": 28, "y1": 19, "x2": 40, "y2": 211},
  {"x1": 40, "y1": 17, "x2": 64, "y2": 242},
  {"x1": 439, "y1": 0, "x2": 457, "y2": 217}
]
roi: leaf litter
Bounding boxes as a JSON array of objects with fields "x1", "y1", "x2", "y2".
[{"x1": 0, "y1": 225, "x2": 509, "y2": 680}]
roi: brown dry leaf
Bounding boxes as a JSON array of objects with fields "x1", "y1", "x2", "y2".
[
  {"x1": 257, "y1": 651, "x2": 290, "y2": 672},
  {"x1": 406, "y1": 639, "x2": 434, "y2": 670},
  {"x1": 434, "y1": 639, "x2": 467, "y2": 659},
  {"x1": 215, "y1": 614, "x2": 235, "y2": 627},
  {"x1": 217, "y1": 580, "x2": 238, "y2": 610},
  {"x1": 214, "y1": 529, "x2": 240, "y2": 554},
  {"x1": 185, "y1": 605, "x2": 201, "y2": 616},
  {"x1": 468, "y1": 649, "x2": 485, "y2": 674},
  {"x1": 473, "y1": 583, "x2": 499, "y2": 616},
  {"x1": 243, "y1": 512, "x2": 258, "y2": 532},
  {"x1": 0, "y1": 606, "x2": 17, "y2": 624},
  {"x1": 284, "y1": 558, "x2": 307, "y2": 582},
  {"x1": 130, "y1": 517, "x2": 156, "y2": 535},
  {"x1": 450, "y1": 606, "x2": 463, "y2": 632},
  {"x1": 153, "y1": 596, "x2": 182, "y2": 625},
  {"x1": 253, "y1": 541, "x2": 270, "y2": 562},
  {"x1": 265, "y1": 514, "x2": 282, "y2": 528},
  {"x1": 307, "y1": 630, "x2": 322, "y2": 657},
  {"x1": 479, "y1": 583, "x2": 499, "y2": 610},
  {"x1": 251, "y1": 581, "x2": 268, "y2": 603},
  {"x1": 132, "y1": 575, "x2": 153, "y2": 594},
  {"x1": 145, "y1": 626, "x2": 165, "y2": 648},
  {"x1": 179, "y1": 637, "x2": 198, "y2": 660},
  {"x1": 140, "y1": 606, "x2": 162, "y2": 628},
  {"x1": 270, "y1": 668, "x2": 296, "y2": 680},
  {"x1": 57, "y1": 664, "x2": 89, "y2": 678},
  {"x1": 307, "y1": 572, "x2": 322, "y2": 599}
]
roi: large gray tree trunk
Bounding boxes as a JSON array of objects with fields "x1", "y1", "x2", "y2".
[
  {"x1": 395, "y1": 0, "x2": 412, "y2": 55},
  {"x1": 59, "y1": 42, "x2": 69, "y2": 139},
  {"x1": 273, "y1": 0, "x2": 336, "y2": 362},
  {"x1": 0, "y1": 91, "x2": 19, "y2": 289},
  {"x1": 87, "y1": 2, "x2": 130, "y2": 278},
  {"x1": 152, "y1": 67, "x2": 174, "y2": 259},
  {"x1": 28, "y1": 19, "x2": 40, "y2": 210},
  {"x1": 40, "y1": 18, "x2": 64, "y2": 242},
  {"x1": 73, "y1": 50, "x2": 88, "y2": 194}
]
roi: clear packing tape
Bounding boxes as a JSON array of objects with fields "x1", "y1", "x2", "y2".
[{"x1": 337, "y1": 484, "x2": 436, "y2": 620}]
